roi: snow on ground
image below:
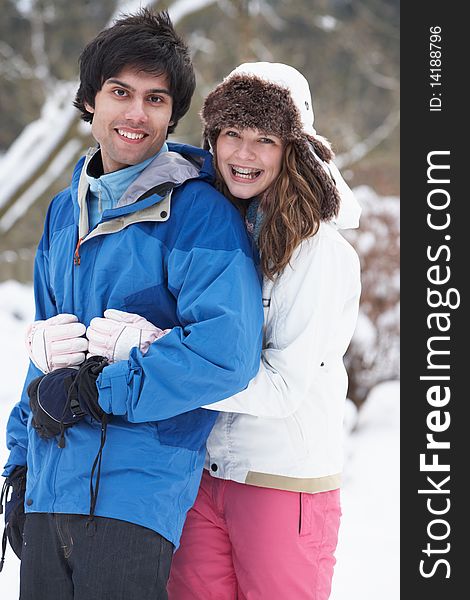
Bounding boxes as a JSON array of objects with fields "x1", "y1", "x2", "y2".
[
  {"x1": 330, "y1": 380, "x2": 400, "y2": 599},
  {"x1": 0, "y1": 282, "x2": 399, "y2": 599},
  {"x1": 0, "y1": 281, "x2": 33, "y2": 597}
]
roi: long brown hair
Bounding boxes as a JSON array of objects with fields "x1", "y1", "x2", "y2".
[{"x1": 213, "y1": 136, "x2": 339, "y2": 280}]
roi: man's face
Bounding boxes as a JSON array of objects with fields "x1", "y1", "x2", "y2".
[{"x1": 85, "y1": 67, "x2": 174, "y2": 173}]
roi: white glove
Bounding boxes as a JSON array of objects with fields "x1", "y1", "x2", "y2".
[
  {"x1": 25, "y1": 314, "x2": 88, "y2": 373},
  {"x1": 86, "y1": 309, "x2": 170, "y2": 363}
]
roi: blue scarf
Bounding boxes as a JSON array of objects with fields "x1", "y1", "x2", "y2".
[{"x1": 245, "y1": 198, "x2": 263, "y2": 247}]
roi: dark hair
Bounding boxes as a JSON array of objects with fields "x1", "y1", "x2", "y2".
[{"x1": 73, "y1": 9, "x2": 195, "y2": 134}]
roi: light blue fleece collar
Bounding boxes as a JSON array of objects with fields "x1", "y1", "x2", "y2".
[
  {"x1": 86, "y1": 144, "x2": 168, "y2": 230},
  {"x1": 87, "y1": 143, "x2": 168, "y2": 200}
]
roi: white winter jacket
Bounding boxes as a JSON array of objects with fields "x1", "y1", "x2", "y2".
[{"x1": 204, "y1": 164, "x2": 361, "y2": 494}]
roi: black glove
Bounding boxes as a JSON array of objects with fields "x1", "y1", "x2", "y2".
[
  {"x1": 1, "y1": 465, "x2": 27, "y2": 569},
  {"x1": 68, "y1": 356, "x2": 109, "y2": 422},
  {"x1": 28, "y1": 367, "x2": 81, "y2": 443}
]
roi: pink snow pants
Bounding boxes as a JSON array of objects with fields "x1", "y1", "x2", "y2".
[{"x1": 168, "y1": 470, "x2": 341, "y2": 599}]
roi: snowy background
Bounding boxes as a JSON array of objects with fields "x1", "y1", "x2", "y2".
[{"x1": 0, "y1": 280, "x2": 399, "y2": 599}]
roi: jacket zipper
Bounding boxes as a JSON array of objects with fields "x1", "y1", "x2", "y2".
[{"x1": 74, "y1": 237, "x2": 84, "y2": 266}]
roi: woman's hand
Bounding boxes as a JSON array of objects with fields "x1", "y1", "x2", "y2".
[{"x1": 86, "y1": 309, "x2": 170, "y2": 363}]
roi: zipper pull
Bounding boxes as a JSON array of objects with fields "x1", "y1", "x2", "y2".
[{"x1": 74, "y1": 237, "x2": 84, "y2": 266}]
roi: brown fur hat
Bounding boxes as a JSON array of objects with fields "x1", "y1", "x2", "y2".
[{"x1": 201, "y1": 64, "x2": 341, "y2": 221}]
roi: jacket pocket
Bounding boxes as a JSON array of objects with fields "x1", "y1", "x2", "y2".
[
  {"x1": 284, "y1": 412, "x2": 308, "y2": 456},
  {"x1": 299, "y1": 490, "x2": 341, "y2": 542},
  {"x1": 156, "y1": 408, "x2": 218, "y2": 451}
]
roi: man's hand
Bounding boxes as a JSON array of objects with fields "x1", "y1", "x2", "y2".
[
  {"x1": 1, "y1": 465, "x2": 27, "y2": 562},
  {"x1": 25, "y1": 314, "x2": 88, "y2": 373},
  {"x1": 68, "y1": 356, "x2": 109, "y2": 421},
  {"x1": 86, "y1": 309, "x2": 169, "y2": 363}
]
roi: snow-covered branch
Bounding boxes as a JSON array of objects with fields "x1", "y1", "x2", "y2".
[
  {"x1": 0, "y1": 82, "x2": 78, "y2": 212},
  {"x1": 109, "y1": 0, "x2": 157, "y2": 22},
  {"x1": 0, "y1": 139, "x2": 82, "y2": 234},
  {"x1": 0, "y1": 42, "x2": 35, "y2": 80},
  {"x1": 30, "y1": 1, "x2": 55, "y2": 89},
  {"x1": 169, "y1": 0, "x2": 216, "y2": 23},
  {"x1": 248, "y1": 0, "x2": 284, "y2": 29},
  {"x1": 335, "y1": 110, "x2": 400, "y2": 170},
  {"x1": 359, "y1": 61, "x2": 399, "y2": 91}
]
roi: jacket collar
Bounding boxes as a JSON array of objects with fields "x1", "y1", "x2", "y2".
[{"x1": 71, "y1": 143, "x2": 216, "y2": 238}]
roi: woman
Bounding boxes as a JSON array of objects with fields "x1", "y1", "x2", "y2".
[{"x1": 168, "y1": 62, "x2": 361, "y2": 599}]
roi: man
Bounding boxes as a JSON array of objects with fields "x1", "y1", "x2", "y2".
[{"x1": 3, "y1": 9, "x2": 263, "y2": 599}]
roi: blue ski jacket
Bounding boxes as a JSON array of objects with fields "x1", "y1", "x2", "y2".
[{"x1": 4, "y1": 143, "x2": 263, "y2": 548}]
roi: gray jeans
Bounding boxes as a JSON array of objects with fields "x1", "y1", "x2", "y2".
[{"x1": 20, "y1": 513, "x2": 174, "y2": 600}]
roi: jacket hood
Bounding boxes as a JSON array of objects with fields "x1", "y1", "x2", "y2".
[{"x1": 325, "y1": 161, "x2": 361, "y2": 230}]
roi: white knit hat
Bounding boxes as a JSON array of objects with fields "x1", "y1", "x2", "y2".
[{"x1": 229, "y1": 62, "x2": 316, "y2": 136}]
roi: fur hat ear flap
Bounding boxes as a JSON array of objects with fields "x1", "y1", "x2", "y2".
[
  {"x1": 291, "y1": 138, "x2": 341, "y2": 221},
  {"x1": 307, "y1": 134, "x2": 334, "y2": 163}
]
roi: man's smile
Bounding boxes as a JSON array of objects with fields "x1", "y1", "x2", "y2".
[{"x1": 116, "y1": 128, "x2": 148, "y2": 141}]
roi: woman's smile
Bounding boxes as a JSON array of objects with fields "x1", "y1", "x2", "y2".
[
  {"x1": 216, "y1": 127, "x2": 283, "y2": 199},
  {"x1": 229, "y1": 165, "x2": 263, "y2": 181}
]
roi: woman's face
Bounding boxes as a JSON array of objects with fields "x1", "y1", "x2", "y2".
[{"x1": 216, "y1": 127, "x2": 284, "y2": 200}]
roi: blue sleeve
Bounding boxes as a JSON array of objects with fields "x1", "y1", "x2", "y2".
[
  {"x1": 97, "y1": 187, "x2": 263, "y2": 422},
  {"x1": 3, "y1": 208, "x2": 57, "y2": 476},
  {"x1": 3, "y1": 362, "x2": 42, "y2": 476}
]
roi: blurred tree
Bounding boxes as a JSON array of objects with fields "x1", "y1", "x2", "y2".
[
  {"x1": 0, "y1": 0, "x2": 117, "y2": 150},
  {"x1": 343, "y1": 186, "x2": 400, "y2": 406}
]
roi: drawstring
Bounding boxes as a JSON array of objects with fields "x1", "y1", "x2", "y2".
[
  {"x1": 58, "y1": 396, "x2": 71, "y2": 449},
  {"x1": 0, "y1": 528, "x2": 7, "y2": 572},
  {"x1": 58, "y1": 423, "x2": 66, "y2": 449},
  {"x1": 0, "y1": 479, "x2": 8, "y2": 571},
  {"x1": 86, "y1": 414, "x2": 108, "y2": 536},
  {"x1": 0, "y1": 478, "x2": 7, "y2": 512}
]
